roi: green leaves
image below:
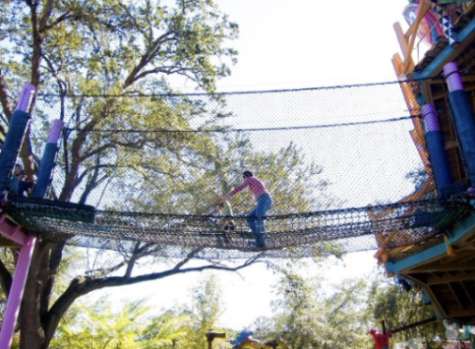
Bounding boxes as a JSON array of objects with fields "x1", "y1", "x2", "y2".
[
  {"x1": 51, "y1": 276, "x2": 225, "y2": 349},
  {"x1": 52, "y1": 297, "x2": 152, "y2": 348}
]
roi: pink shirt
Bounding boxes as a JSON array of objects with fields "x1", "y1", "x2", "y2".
[{"x1": 227, "y1": 177, "x2": 269, "y2": 200}]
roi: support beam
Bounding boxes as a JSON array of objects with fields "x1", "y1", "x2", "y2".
[
  {"x1": 412, "y1": 262, "x2": 475, "y2": 273},
  {"x1": 448, "y1": 283, "x2": 465, "y2": 309},
  {"x1": 416, "y1": 271, "x2": 475, "y2": 286},
  {"x1": 390, "y1": 317, "x2": 437, "y2": 334},
  {"x1": 446, "y1": 307, "x2": 475, "y2": 318},
  {"x1": 0, "y1": 216, "x2": 29, "y2": 246},
  {"x1": 0, "y1": 235, "x2": 36, "y2": 349}
]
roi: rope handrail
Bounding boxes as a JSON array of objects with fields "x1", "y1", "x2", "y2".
[{"x1": 4, "y1": 195, "x2": 468, "y2": 259}]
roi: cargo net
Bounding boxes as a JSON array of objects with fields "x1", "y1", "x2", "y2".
[{"x1": 5, "y1": 78, "x2": 471, "y2": 259}]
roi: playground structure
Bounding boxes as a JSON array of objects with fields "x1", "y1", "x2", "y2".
[
  {"x1": 391, "y1": 0, "x2": 475, "y2": 328},
  {"x1": 1, "y1": 1, "x2": 475, "y2": 348}
]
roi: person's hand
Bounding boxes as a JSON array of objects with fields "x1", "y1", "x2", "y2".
[{"x1": 219, "y1": 196, "x2": 227, "y2": 203}]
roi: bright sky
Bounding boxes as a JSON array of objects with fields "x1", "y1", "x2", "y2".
[
  {"x1": 215, "y1": 0, "x2": 411, "y2": 91},
  {"x1": 93, "y1": 0, "x2": 415, "y2": 332}
]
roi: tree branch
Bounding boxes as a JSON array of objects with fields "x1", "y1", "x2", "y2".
[
  {"x1": 0, "y1": 254, "x2": 13, "y2": 297},
  {"x1": 44, "y1": 256, "x2": 260, "y2": 345},
  {"x1": 173, "y1": 248, "x2": 202, "y2": 270},
  {"x1": 0, "y1": 69, "x2": 13, "y2": 122},
  {"x1": 39, "y1": 0, "x2": 56, "y2": 32}
]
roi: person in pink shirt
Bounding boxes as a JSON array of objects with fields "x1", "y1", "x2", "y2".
[{"x1": 221, "y1": 170, "x2": 272, "y2": 248}]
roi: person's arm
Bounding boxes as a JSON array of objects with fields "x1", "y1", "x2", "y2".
[{"x1": 221, "y1": 178, "x2": 249, "y2": 201}]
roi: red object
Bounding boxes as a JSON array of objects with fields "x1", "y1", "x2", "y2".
[{"x1": 369, "y1": 329, "x2": 392, "y2": 349}]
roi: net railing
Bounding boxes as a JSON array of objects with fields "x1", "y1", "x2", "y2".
[
  {"x1": 4, "y1": 78, "x2": 470, "y2": 259},
  {"x1": 4, "y1": 195, "x2": 467, "y2": 259}
]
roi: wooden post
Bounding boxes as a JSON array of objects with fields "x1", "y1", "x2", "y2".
[{"x1": 206, "y1": 330, "x2": 225, "y2": 349}]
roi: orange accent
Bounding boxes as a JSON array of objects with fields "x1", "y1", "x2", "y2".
[
  {"x1": 374, "y1": 249, "x2": 390, "y2": 265},
  {"x1": 388, "y1": 245, "x2": 415, "y2": 257},
  {"x1": 402, "y1": 0, "x2": 432, "y2": 74},
  {"x1": 392, "y1": 54, "x2": 405, "y2": 78},
  {"x1": 444, "y1": 235, "x2": 456, "y2": 257}
]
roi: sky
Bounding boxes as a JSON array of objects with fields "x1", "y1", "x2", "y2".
[
  {"x1": 87, "y1": 0, "x2": 418, "y2": 331},
  {"x1": 214, "y1": 0, "x2": 412, "y2": 91}
]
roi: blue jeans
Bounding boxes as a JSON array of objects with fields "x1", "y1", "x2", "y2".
[{"x1": 247, "y1": 193, "x2": 272, "y2": 247}]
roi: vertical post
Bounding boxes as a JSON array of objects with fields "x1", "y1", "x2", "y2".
[
  {"x1": 33, "y1": 119, "x2": 64, "y2": 198},
  {"x1": 422, "y1": 104, "x2": 452, "y2": 197},
  {"x1": 393, "y1": 22, "x2": 415, "y2": 73},
  {"x1": 206, "y1": 330, "x2": 225, "y2": 349},
  {"x1": 444, "y1": 63, "x2": 475, "y2": 185},
  {"x1": 0, "y1": 83, "x2": 36, "y2": 349},
  {"x1": 0, "y1": 236, "x2": 36, "y2": 349},
  {"x1": 207, "y1": 331, "x2": 213, "y2": 349},
  {"x1": 0, "y1": 83, "x2": 35, "y2": 194}
]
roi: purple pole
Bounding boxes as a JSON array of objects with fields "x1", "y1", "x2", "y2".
[
  {"x1": 444, "y1": 63, "x2": 464, "y2": 92},
  {"x1": 0, "y1": 236, "x2": 36, "y2": 349},
  {"x1": 47, "y1": 120, "x2": 63, "y2": 143},
  {"x1": 422, "y1": 104, "x2": 440, "y2": 132},
  {"x1": 15, "y1": 83, "x2": 35, "y2": 112}
]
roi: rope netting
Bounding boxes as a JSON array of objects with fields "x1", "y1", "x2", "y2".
[
  {"x1": 4, "y1": 79, "x2": 471, "y2": 258},
  {"x1": 5, "y1": 195, "x2": 466, "y2": 259}
]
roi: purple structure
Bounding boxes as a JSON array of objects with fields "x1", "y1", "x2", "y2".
[
  {"x1": 0, "y1": 225, "x2": 36, "y2": 349},
  {"x1": 0, "y1": 83, "x2": 36, "y2": 349},
  {"x1": 444, "y1": 62, "x2": 464, "y2": 92}
]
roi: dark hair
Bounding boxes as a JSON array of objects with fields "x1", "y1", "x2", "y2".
[{"x1": 243, "y1": 170, "x2": 253, "y2": 178}]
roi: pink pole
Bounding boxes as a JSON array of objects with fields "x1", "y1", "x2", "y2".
[
  {"x1": 444, "y1": 63, "x2": 464, "y2": 92},
  {"x1": 0, "y1": 236, "x2": 36, "y2": 349}
]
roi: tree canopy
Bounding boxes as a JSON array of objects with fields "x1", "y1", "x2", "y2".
[{"x1": 0, "y1": 1, "x2": 329, "y2": 348}]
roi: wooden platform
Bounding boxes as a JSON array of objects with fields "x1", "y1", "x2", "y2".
[{"x1": 399, "y1": 227, "x2": 475, "y2": 324}]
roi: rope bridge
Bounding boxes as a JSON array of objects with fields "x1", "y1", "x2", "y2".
[
  {"x1": 3, "y1": 195, "x2": 467, "y2": 259},
  {"x1": 3, "y1": 79, "x2": 470, "y2": 259}
]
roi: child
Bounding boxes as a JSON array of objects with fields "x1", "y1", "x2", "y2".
[{"x1": 218, "y1": 201, "x2": 235, "y2": 232}]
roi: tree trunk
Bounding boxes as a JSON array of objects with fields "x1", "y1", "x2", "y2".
[{"x1": 19, "y1": 241, "x2": 59, "y2": 349}]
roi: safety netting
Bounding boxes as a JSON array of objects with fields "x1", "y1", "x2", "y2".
[
  {"x1": 4, "y1": 78, "x2": 471, "y2": 258},
  {"x1": 4, "y1": 195, "x2": 467, "y2": 259}
]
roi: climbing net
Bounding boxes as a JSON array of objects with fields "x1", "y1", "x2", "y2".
[{"x1": 5, "y1": 78, "x2": 470, "y2": 258}]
